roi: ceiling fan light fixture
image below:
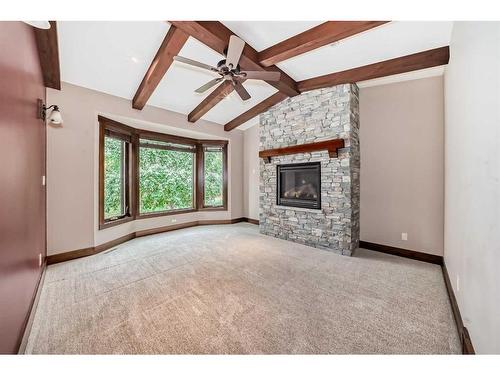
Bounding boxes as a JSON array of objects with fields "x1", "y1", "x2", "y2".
[{"x1": 174, "y1": 35, "x2": 279, "y2": 102}]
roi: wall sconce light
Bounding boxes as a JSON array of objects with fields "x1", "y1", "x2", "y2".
[{"x1": 37, "y1": 99, "x2": 63, "y2": 126}]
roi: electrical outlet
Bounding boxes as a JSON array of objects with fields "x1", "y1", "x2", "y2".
[
  {"x1": 171, "y1": 218, "x2": 177, "y2": 223},
  {"x1": 457, "y1": 275, "x2": 460, "y2": 292},
  {"x1": 401, "y1": 232, "x2": 408, "y2": 241},
  {"x1": 38, "y1": 253, "x2": 42, "y2": 267}
]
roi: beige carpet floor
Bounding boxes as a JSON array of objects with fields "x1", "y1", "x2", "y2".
[{"x1": 25, "y1": 223, "x2": 460, "y2": 354}]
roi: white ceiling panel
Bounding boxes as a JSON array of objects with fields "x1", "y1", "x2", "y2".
[
  {"x1": 59, "y1": 21, "x2": 169, "y2": 100},
  {"x1": 222, "y1": 21, "x2": 323, "y2": 51},
  {"x1": 276, "y1": 21, "x2": 453, "y2": 81}
]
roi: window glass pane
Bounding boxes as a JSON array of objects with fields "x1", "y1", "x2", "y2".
[
  {"x1": 204, "y1": 148, "x2": 223, "y2": 207},
  {"x1": 104, "y1": 137, "x2": 125, "y2": 219},
  {"x1": 139, "y1": 146, "x2": 194, "y2": 213}
]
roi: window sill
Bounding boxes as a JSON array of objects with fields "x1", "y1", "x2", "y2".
[
  {"x1": 198, "y1": 206, "x2": 227, "y2": 212},
  {"x1": 99, "y1": 215, "x2": 134, "y2": 230},
  {"x1": 135, "y1": 208, "x2": 197, "y2": 220}
]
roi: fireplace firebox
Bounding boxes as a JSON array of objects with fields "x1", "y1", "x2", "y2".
[{"x1": 277, "y1": 162, "x2": 321, "y2": 209}]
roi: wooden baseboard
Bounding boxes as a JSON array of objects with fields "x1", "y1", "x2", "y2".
[
  {"x1": 47, "y1": 217, "x2": 257, "y2": 265},
  {"x1": 18, "y1": 263, "x2": 46, "y2": 354},
  {"x1": 462, "y1": 327, "x2": 475, "y2": 354},
  {"x1": 244, "y1": 217, "x2": 259, "y2": 225},
  {"x1": 442, "y1": 263, "x2": 475, "y2": 354},
  {"x1": 359, "y1": 241, "x2": 443, "y2": 265}
]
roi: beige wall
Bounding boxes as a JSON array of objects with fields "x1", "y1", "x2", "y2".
[
  {"x1": 243, "y1": 123, "x2": 260, "y2": 221},
  {"x1": 360, "y1": 76, "x2": 444, "y2": 255},
  {"x1": 444, "y1": 22, "x2": 500, "y2": 353},
  {"x1": 46, "y1": 82, "x2": 244, "y2": 255}
]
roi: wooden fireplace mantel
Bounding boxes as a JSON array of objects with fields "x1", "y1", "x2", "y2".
[{"x1": 259, "y1": 139, "x2": 345, "y2": 163}]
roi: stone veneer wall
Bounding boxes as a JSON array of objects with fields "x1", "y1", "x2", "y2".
[{"x1": 259, "y1": 84, "x2": 360, "y2": 255}]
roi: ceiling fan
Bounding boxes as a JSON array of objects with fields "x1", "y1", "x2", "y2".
[{"x1": 173, "y1": 35, "x2": 281, "y2": 101}]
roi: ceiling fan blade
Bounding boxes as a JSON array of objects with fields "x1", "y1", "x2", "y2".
[
  {"x1": 232, "y1": 80, "x2": 251, "y2": 101},
  {"x1": 226, "y1": 35, "x2": 245, "y2": 69},
  {"x1": 239, "y1": 70, "x2": 281, "y2": 81},
  {"x1": 174, "y1": 56, "x2": 218, "y2": 73},
  {"x1": 195, "y1": 78, "x2": 224, "y2": 93}
]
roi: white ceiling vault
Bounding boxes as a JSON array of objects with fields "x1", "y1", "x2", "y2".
[{"x1": 58, "y1": 21, "x2": 453, "y2": 128}]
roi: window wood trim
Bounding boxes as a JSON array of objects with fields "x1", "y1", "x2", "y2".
[
  {"x1": 98, "y1": 116, "x2": 229, "y2": 230},
  {"x1": 198, "y1": 142, "x2": 228, "y2": 211},
  {"x1": 98, "y1": 119, "x2": 134, "y2": 230}
]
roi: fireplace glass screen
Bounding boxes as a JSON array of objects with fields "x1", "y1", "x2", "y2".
[{"x1": 277, "y1": 162, "x2": 321, "y2": 209}]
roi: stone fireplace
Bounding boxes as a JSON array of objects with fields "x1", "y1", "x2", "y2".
[{"x1": 259, "y1": 84, "x2": 360, "y2": 256}]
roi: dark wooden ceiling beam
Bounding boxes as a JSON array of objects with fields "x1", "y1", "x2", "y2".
[
  {"x1": 297, "y1": 46, "x2": 450, "y2": 92},
  {"x1": 33, "y1": 20, "x2": 61, "y2": 90},
  {"x1": 132, "y1": 25, "x2": 189, "y2": 110},
  {"x1": 169, "y1": 21, "x2": 300, "y2": 98},
  {"x1": 258, "y1": 21, "x2": 389, "y2": 67},
  {"x1": 225, "y1": 46, "x2": 450, "y2": 131},
  {"x1": 188, "y1": 81, "x2": 235, "y2": 123},
  {"x1": 224, "y1": 92, "x2": 288, "y2": 131}
]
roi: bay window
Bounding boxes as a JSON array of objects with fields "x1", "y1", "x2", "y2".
[{"x1": 98, "y1": 116, "x2": 228, "y2": 229}]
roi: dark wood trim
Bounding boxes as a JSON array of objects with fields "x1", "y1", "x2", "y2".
[
  {"x1": 243, "y1": 217, "x2": 259, "y2": 225},
  {"x1": 46, "y1": 246, "x2": 95, "y2": 265},
  {"x1": 224, "y1": 92, "x2": 289, "y2": 131},
  {"x1": 169, "y1": 21, "x2": 299, "y2": 98},
  {"x1": 188, "y1": 81, "x2": 235, "y2": 123},
  {"x1": 442, "y1": 263, "x2": 464, "y2": 337},
  {"x1": 258, "y1": 21, "x2": 389, "y2": 67},
  {"x1": 462, "y1": 327, "x2": 475, "y2": 355},
  {"x1": 359, "y1": 241, "x2": 443, "y2": 265},
  {"x1": 17, "y1": 263, "x2": 46, "y2": 353},
  {"x1": 195, "y1": 143, "x2": 204, "y2": 210},
  {"x1": 47, "y1": 218, "x2": 255, "y2": 265},
  {"x1": 138, "y1": 128, "x2": 199, "y2": 146},
  {"x1": 441, "y1": 263, "x2": 475, "y2": 354},
  {"x1": 46, "y1": 234, "x2": 134, "y2": 265},
  {"x1": 135, "y1": 221, "x2": 199, "y2": 237},
  {"x1": 98, "y1": 118, "x2": 134, "y2": 230},
  {"x1": 197, "y1": 142, "x2": 228, "y2": 210},
  {"x1": 33, "y1": 21, "x2": 61, "y2": 90},
  {"x1": 297, "y1": 46, "x2": 450, "y2": 92},
  {"x1": 222, "y1": 143, "x2": 228, "y2": 210},
  {"x1": 259, "y1": 139, "x2": 345, "y2": 163},
  {"x1": 94, "y1": 233, "x2": 136, "y2": 254},
  {"x1": 98, "y1": 116, "x2": 136, "y2": 135},
  {"x1": 132, "y1": 25, "x2": 189, "y2": 110}
]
